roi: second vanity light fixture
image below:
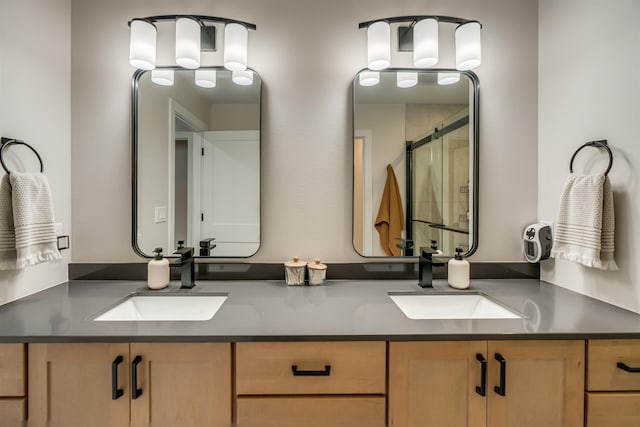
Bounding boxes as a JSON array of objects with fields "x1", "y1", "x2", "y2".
[
  {"x1": 358, "y1": 15, "x2": 482, "y2": 87},
  {"x1": 129, "y1": 15, "x2": 257, "y2": 87}
]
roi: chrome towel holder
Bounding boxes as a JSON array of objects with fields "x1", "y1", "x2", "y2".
[
  {"x1": 569, "y1": 139, "x2": 613, "y2": 176},
  {"x1": 0, "y1": 137, "x2": 44, "y2": 174}
]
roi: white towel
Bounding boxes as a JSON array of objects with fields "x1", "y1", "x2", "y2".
[
  {"x1": 0, "y1": 172, "x2": 61, "y2": 270},
  {"x1": 0, "y1": 175, "x2": 17, "y2": 269},
  {"x1": 551, "y1": 173, "x2": 618, "y2": 271}
]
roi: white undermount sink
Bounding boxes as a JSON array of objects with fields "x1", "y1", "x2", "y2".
[
  {"x1": 93, "y1": 293, "x2": 227, "y2": 321},
  {"x1": 389, "y1": 292, "x2": 522, "y2": 320}
]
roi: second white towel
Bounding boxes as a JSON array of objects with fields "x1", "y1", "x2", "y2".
[
  {"x1": 0, "y1": 172, "x2": 61, "y2": 270},
  {"x1": 551, "y1": 173, "x2": 617, "y2": 271}
]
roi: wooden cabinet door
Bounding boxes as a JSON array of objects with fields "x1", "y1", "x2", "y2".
[
  {"x1": 487, "y1": 340, "x2": 584, "y2": 427},
  {"x1": 28, "y1": 343, "x2": 130, "y2": 427},
  {"x1": 129, "y1": 343, "x2": 232, "y2": 427},
  {"x1": 389, "y1": 341, "x2": 488, "y2": 427}
]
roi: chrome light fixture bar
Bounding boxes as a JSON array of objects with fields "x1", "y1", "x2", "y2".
[
  {"x1": 129, "y1": 14, "x2": 256, "y2": 76},
  {"x1": 359, "y1": 15, "x2": 482, "y2": 72}
]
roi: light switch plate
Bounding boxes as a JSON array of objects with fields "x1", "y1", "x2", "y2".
[
  {"x1": 154, "y1": 206, "x2": 167, "y2": 223},
  {"x1": 54, "y1": 222, "x2": 63, "y2": 235}
]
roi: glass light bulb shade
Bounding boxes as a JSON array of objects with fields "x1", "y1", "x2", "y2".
[
  {"x1": 413, "y1": 18, "x2": 439, "y2": 68},
  {"x1": 455, "y1": 21, "x2": 482, "y2": 71},
  {"x1": 224, "y1": 23, "x2": 248, "y2": 71},
  {"x1": 175, "y1": 17, "x2": 201, "y2": 69},
  {"x1": 359, "y1": 71, "x2": 380, "y2": 87},
  {"x1": 232, "y1": 69, "x2": 253, "y2": 86},
  {"x1": 367, "y1": 21, "x2": 390, "y2": 71},
  {"x1": 195, "y1": 69, "x2": 217, "y2": 88},
  {"x1": 129, "y1": 19, "x2": 157, "y2": 70},
  {"x1": 151, "y1": 69, "x2": 174, "y2": 86},
  {"x1": 397, "y1": 71, "x2": 418, "y2": 88},
  {"x1": 437, "y1": 72, "x2": 460, "y2": 85}
]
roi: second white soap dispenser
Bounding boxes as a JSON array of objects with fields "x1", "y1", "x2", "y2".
[
  {"x1": 448, "y1": 247, "x2": 470, "y2": 289},
  {"x1": 148, "y1": 247, "x2": 170, "y2": 290}
]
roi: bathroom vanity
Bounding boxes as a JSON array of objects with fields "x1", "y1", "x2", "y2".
[{"x1": 0, "y1": 278, "x2": 639, "y2": 426}]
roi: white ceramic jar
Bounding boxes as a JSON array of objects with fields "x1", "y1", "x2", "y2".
[
  {"x1": 307, "y1": 258, "x2": 327, "y2": 285},
  {"x1": 284, "y1": 257, "x2": 307, "y2": 286}
]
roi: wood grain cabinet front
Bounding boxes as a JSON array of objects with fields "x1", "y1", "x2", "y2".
[
  {"x1": 586, "y1": 339, "x2": 640, "y2": 427},
  {"x1": 28, "y1": 342, "x2": 232, "y2": 427},
  {"x1": 389, "y1": 340, "x2": 584, "y2": 427},
  {"x1": 0, "y1": 344, "x2": 27, "y2": 427},
  {"x1": 236, "y1": 341, "x2": 386, "y2": 427}
]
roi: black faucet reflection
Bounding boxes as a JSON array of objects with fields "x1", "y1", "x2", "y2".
[
  {"x1": 418, "y1": 243, "x2": 447, "y2": 288},
  {"x1": 172, "y1": 240, "x2": 196, "y2": 289}
]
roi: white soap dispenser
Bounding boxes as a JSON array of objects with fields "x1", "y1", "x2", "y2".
[
  {"x1": 148, "y1": 247, "x2": 169, "y2": 290},
  {"x1": 448, "y1": 247, "x2": 470, "y2": 290}
]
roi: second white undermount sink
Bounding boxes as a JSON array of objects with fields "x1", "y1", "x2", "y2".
[
  {"x1": 93, "y1": 293, "x2": 227, "y2": 321},
  {"x1": 389, "y1": 292, "x2": 522, "y2": 320}
]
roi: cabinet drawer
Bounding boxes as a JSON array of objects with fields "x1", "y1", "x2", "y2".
[
  {"x1": 588, "y1": 340, "x2": 640, "y2": 391},
  {"x1": 586, "y1": 392, "x2": 640, "y2": 427},
  {"x1": 237, "y1": 396, "x2": 385, "y2": 427},
  {"x1": 0, "y1": 344, "x2": 26, "y2": 396},
  {"x1": 236, "y1": 342, "x2": 385, "y2": 395},
  {"x1": 0, "y1": 398, "x2": 27, "y2": 426}
]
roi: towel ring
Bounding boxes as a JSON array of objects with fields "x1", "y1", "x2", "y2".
[
  {"x1": 0, "y1": 137, "x2": 44, "y2": 174},
  {"x1": 569, "y1": 139, "x2": 612, "y2": 176}
]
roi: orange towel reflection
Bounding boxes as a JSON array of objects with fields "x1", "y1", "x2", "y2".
[{"x1": 375, "y1": 164, "x2": 405, "y2": 256}]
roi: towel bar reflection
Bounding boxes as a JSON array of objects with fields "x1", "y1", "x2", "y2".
[
  {"x1": 569, "y1": 139, "x2": 612, "y2": 176},
  {"x1": 0, "y1": 137, "x2": 44, "y2": 174}
]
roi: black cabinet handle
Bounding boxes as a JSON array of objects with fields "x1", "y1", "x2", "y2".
[
  {"x1": 111, "y1": 355, "x2": 124, "y2": 400},
  {"x1": 291, "y1": 365, "x2": 331, "y2": 376},
  {"x1": 131, "y1": 355, "x2": 143, "y2": 399},
  {"x1": 475, "y1": 353, "x2": 487, "y2": 396},
  {"x1": 494, "y1": 353, "x2": 506, "y2": 396},
  {"x1": 617, "y1": 362, "x2": 640, "y2": 373}
]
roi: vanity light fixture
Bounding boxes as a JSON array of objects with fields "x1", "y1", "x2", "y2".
[
  {"x1": 397, "y1": 71, "x2": 418, "y2": 88},
  {"x1": 175, "y1": 17, "x2": 202, "y2": 69},
  {"x1": 359, "y1": 16, "x2": 482, "y2": 71},
  {"x1": 437, "y1": 72, "x2": 460, "y2": 85},
  {"x1": 367, "y1": 21, "x2": 391, "y2": 70},
  {"x1": 359, "y1": 71, "x2": 380, "y2": 86},
  {"x1": 129, "y1": 19, "x2": 157, "y2": 70},
  {"x1": 195, "y1": 69, "x2": 217, "y2": 88},
  {"x1": 150, "y1": 69, "x2": 174, "y2": 86},
  {"x1": 224, "y1": 23, "x2": 249, "y2": 71},
  {"x1": 128, "y1": 14, "x2": 256, "y2": 83},
  {"x1": 413, "y1": 18, "x2": 439, "y2": 68},
  {"x1": 232, "y1": 69, "x2": 254, "y2": 86},
  {"x1": 455, "y1": 21, "x2": 482, "y2": 70}
]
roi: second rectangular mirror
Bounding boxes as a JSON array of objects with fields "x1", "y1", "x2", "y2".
[
  {"x1": 133, "y1": 67, "x2": 261, "y2": 258},
  {"x1": 353, "y1": 69, "x2": 478, "y2": 258}
]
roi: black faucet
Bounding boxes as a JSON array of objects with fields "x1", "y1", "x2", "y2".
[
  {"x1": 418, "y1": 243, "x2": 446, "y2": 288},
  {"x1": 172, "y1": 241, "x2": 196, "y2": 289},
  {"x1": 199, "y1": 238, "x2": 216, "y2": 256}
]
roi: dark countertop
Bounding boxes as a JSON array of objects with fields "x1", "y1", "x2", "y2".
[{"x1": 0, "y1": 279, "x2": 640, "y2": 342}]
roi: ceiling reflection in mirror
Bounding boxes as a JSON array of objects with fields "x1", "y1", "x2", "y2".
[
  {"x1": 134, "y1": 67, "x2": 261, "y2": 258},
  {"x1": 353, "y1": 70, "x2": 478, "y2": 258}
]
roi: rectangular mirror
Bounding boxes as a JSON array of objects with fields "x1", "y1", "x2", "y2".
[
  {"x1": 133, "y1": 67, "x2": 261, "y2": 258},
  {"x1": 353, "y1": 69, "x2": 478, "y2": 258}
]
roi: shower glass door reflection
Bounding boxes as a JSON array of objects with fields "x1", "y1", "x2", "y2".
[{"x1": 409, "y1": 109, "x2": 470, "y2": 255}]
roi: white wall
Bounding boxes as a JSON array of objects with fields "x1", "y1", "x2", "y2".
[
  {"x1": 538, "y1": 0, "x2": 640, "y2": 313},
  {"x1": 71, "y1": 0, "x2": 538, "y2": 263},
  {"x1": 0, "y1": 0, "x2": 71, "y2": 305}
]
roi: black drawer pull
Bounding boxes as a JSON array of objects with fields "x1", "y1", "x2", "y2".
[
  {"x1": 475, "y1": 353, "x2": 487, "y2": 396},
  {"x1": 291, "y1": 365, "x2": 331, "y2": 376},
  {"x1": 617, "y1": 362, "x2": 640, "y2": 373},
  {"x1": 111, "y1": 355, "x2": 124, "y2": 400},
  {"x1": 131, "y1": 355, "x2": 143, "y2": 399},
  {"x1": 494, "y1": 353, "x2": 506, "y2": 396}
]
